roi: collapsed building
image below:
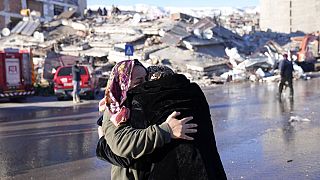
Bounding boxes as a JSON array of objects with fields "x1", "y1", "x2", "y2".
[
  {"x1": 0, "y1": 0, "x2": 87, "y2": 29},
  {"x1": 0, "y1": 5, "x2": 318, "y2": 88}
]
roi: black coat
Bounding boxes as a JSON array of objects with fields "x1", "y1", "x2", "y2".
[
  {"x1": 279, "y1": 59, "x2": 293, "y2": 79},
  {"x1": 72, "y1": 65, "x2": 81, "y2": 81},
  {"x1": 97, "y1": 74, "x2": 227, "y2": 180}
]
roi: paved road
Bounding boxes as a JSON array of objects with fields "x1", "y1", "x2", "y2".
[{"x1": 0, "y1": 78, "x2": 319, "y2": 180}]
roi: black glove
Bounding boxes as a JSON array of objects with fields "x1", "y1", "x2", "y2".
[{"x1": 97, "y1": 115, "x2": 103, "y2": 126}]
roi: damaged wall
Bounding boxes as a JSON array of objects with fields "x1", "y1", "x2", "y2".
[
  {"x1": 9, "y1": 0, "x2": 23, "y2": 14},
  {"x1": 260, "y1": 0, "x2": 320, "y2": 33},
  {"x1": 27, "y1": 0, "x2": 44, "y2": 16},
  {"x1": 0, "y1": 16, "x2": 4, "y2": 28},
  {"x1": 195, "y1": 45, "x2": 226, "y2": 57},
  {"x1": 0, "y1": 0, "x2": 86, "y2": 29}
]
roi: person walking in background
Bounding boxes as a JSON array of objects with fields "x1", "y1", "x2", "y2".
[
  {"x1": 279, "y1": 53, "x2": 294, "y2": 98},
  {"x1": 72, "y1": 60, "x2": 81, "y2": 103}
]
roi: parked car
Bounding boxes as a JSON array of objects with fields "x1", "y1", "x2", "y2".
[{"x1": 53, "y1": 65, "x2": 99, "y2": 100}]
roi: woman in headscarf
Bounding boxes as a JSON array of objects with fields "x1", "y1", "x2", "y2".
[{"x1": 97, "y1": 60, "x2": 197, "y2": 180}]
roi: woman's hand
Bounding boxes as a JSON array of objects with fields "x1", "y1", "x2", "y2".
[
  {"x1": 165, "y1": 111, "x2": 197, "y2": 140},
  {"x1": 99, "y1": 98, "x2": 106, "y2": 112},
  {"x1": 98, "y1": 126, "x2": 104, "y2": 138}
]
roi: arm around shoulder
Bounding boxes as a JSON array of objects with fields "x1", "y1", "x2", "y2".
[{"x1": 102, "y1": 110, "x2": 171, "y2": 159}]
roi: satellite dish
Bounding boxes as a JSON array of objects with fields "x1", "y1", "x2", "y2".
[
  {"x1": 193, "y1": 28, "x2": 202, "y2": 39},
  {"x1": 30, "y1": 10, "x2": 41, "y2": 17},
  {"x1": 1, "y1": 28, "x2": 10, "y2": 37},
  {"x1": 33, "y1": 31, "x2": 44, "y2": 42},
  {"x1": 132, "y1": 13, "x2": 141, "y2": 24},
  {"x1": 203, "y1": 29, "x2": 213, "y2": 39},
  {"x1": 159, "y1": 29, "x2": 166, "y2": 37},
  {"x1": 33, "y1": 31, "x2": 40, "y2": 38}
]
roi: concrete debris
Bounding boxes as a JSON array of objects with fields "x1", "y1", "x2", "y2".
[
  {"x1": 183, "y1": 36, "x2": 224, "y2": 52},
  {"x1": 170, "y1": 13, "x2": 196, "y2": 22},
  {"x1": 0, "y1": 7, "x2": 318, "y2": 87},
  {"x1": 56, "y1": 9, "x2": 77, "y2": 20},
  {"x1": 225, "y1": 47, "x2": 245, "y2": 67},
  {"x1": 161, "y1": 21, "x2": 191, "y2": 45},
  {"x1": 12, "y1": 21, "x2": 40, "y2": 36},
  {"x1": 61, "y1": 19, "x2": 88, "y2": 31},
  {"x1": 289, "y1": 116, "x2": 311, "y2": 122}
]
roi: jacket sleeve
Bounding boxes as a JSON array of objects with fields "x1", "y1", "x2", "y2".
[
  {"x1": 96, "y1": 136, "x2": 132, "y2": 168},
  {"x1": 279, "y1": 60, "x2": 285, "y2": 76},
  {"x1": 102, "y1": 110, "x2": 172, "y2": 159}
]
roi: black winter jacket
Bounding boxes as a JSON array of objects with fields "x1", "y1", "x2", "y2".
[{"x1": 279, "y1": 59, "x2": 294, "y2": 79}]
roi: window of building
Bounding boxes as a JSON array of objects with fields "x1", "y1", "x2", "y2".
[{"x1": 54, "y1": 5, "x2": 64, "y2": 16}]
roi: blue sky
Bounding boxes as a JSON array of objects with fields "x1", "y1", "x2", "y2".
[{"x1": 87, "y1": 0, "x2": 259, "y2": 8}]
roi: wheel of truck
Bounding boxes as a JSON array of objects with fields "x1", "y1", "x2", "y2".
[{"x1": 57, "y1": 97, "x2": 64, "y2": 101}]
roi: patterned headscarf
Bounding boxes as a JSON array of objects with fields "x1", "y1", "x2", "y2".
[
  {"x1": 103, "y1": 60, "x2": 135, "y2": 126},
  {"x1": 99, "y1": 62, "x2": 169, "y2": 126},
  {"x1": 147, "y1": 65, "x2": 175, "y2": 81}
]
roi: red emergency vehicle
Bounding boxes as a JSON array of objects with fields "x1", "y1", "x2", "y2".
[{"x1": 0, "y1": 48, "x2": 35, "y2": 99}]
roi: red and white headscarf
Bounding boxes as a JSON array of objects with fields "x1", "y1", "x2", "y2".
[{"x1": 100, "y1": 60, "x2": 135, "y2": 126}]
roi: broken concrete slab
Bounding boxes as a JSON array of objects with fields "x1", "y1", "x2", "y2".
[
  {"x1": 60, "y1": 43, "x2": 90, "y2": 51},
  {"x1": 93, "y1": 25, "x2": 142, "y2": 35},
  {"x1": 161, "y1": 21, "x2": 191, "y2": 45},
  {"x1": 191, "y1": 17, "x2": 216, "y2": 34},
  {"x1": 11, "y1": 21, "x2": 40, "y2": 36},
  {"x1": 140, "y1": 44, "x2": 168, "y2": 60},
  {"x1": 57, "y1": 9, "x2": 77, "y2": 20},
  {"x1": 141, "y1": 27, "x2": 160, "y2": 35},
  {"x1": 186, "y1": 60, "x2": 229, "y2": 76},
  {"x1": 60, "y1": 47, "x2": 110, "y2": 57},
  {"x1": 61, "y1": 19, "x2": 88, "y2": 31},
  {"x1": 182, "y1": 36, "x2": 226, "y2": 57},
  {"x1": 170, "y1": 13, "x2": 196, "y2": 22},
  {"x1": 11, "y1": 21, "x2": 28, "y2": 34},
  {"x1": 149, "y1": 46, "x2": 193, "y2": 64},
  {"x1": 88, "y1": 41, "x2": 113, "y2": 48},
  {"x1": 108, "y1": 33, "x2": 145, "y2": 44}
]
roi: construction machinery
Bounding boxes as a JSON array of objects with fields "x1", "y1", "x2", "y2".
[{"x1": 293, "y1": 33, "x2": 320, "y2": 62}]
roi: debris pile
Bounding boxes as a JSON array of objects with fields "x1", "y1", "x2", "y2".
[{"x1": 0, "y1": 5, "x2": 318, "y2": 87}]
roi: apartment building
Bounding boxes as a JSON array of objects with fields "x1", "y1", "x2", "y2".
[
  {"x1": 0, "y1": 0, "x2": 87, "y2": 29},
  {"x1": 260, "y1": 0, "x2": 320, "y2": 33}
]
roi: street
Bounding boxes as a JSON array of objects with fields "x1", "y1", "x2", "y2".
[{"x1": 0, "y1": 78, "x2": 320, "y2": 180}]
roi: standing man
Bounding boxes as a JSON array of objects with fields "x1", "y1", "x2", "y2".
[
  {"x1": 72, "y1": 61, "x2": 81, "y2": 103},
  {"x1": 279, "y1": 54, "x2": 294, "y2": 98}
]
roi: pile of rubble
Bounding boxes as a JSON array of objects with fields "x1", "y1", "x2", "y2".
[{"x1": 0, "y1": 7, "x2": 318, "y2": 87}]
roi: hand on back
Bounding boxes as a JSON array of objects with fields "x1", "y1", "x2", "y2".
[{"x1": 165, "y1": 111, "x2": 197, "y2": 140}]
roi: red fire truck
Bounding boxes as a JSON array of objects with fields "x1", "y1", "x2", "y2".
[{"x1": 0, "y1": 48, "x2": 35, "y2": 99}]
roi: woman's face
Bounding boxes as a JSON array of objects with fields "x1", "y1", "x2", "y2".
[{"x1": 129, "y1": 65, "x2": 147, "y2": 89}]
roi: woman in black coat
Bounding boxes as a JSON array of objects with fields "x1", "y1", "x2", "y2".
[{"x1": 97, "y1": 66, "x2": 226, "y2": 180}]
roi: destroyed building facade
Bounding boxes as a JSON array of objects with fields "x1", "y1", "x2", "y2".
[
  {"x1": 0, "y1": 0, "x2": 87, "y2": 29},
  {"x1": 260, "y1": 0, "x2": 320, "y2": 33}
]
